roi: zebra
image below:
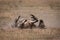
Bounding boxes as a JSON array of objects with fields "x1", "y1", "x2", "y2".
[{"x1": 14, "y1": 14, "x2": 46, "y2": 29}]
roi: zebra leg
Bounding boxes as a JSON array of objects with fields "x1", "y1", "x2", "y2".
[{"x1": 15, "y1": 16, "x2": 20, "y2": 27}]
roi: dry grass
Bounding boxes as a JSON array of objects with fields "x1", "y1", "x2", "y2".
[{"x1": 0, "y1": 28, "x2": 60, "y2": 40}]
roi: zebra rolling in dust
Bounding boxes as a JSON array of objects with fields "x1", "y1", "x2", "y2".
[{"x1": 14, "y1": 14, "x2": 45, "y2": 29}]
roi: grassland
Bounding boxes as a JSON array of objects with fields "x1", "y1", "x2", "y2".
[{"x1": 0, "y1": 28, "x2": 60, "y2": 40}]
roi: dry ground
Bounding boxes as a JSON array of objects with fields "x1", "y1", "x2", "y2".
[{"x1": 0, "y1": 28, "x2": 60, "y2": 40}]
